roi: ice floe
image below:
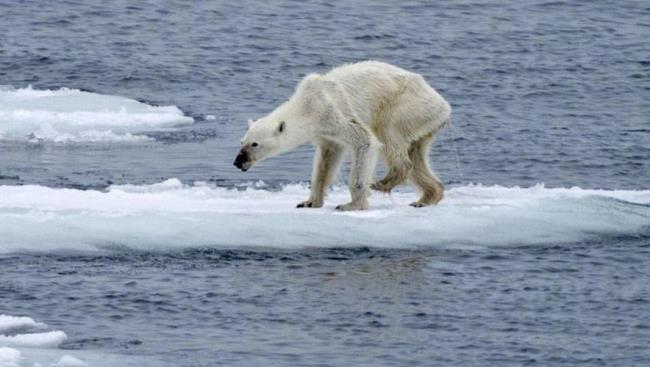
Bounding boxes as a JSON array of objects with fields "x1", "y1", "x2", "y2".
[
  {"x1": 0, "y1": 315, "x2": 81, "y2": 367},
  {"x1": 0, "y1": 180, "x2": 648, "y2": 253},
  {"x1": 0, "y1": 85, "x2": 193, "y2": 142}
]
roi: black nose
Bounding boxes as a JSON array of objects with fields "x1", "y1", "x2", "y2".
[{"x1": 233, "y1": 150, "x2": 249, "y2": 170}]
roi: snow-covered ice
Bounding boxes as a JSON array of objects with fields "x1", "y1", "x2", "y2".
[
  {"x1": 0, "y1": 315, "x2": 81, "y2": 367},
  {"x1": 0, "y1": 332, "x2": 67, "y2": 349},
  {"x1": 0, "y1": 180, "x2": 648, "y2": 253},
  {"x1": 0, "y1": 85, "x2": 193, "y2": 142},
  {"x1": 52, "y1": 355, "x2": 87, "y2": 367},
  {"x1": 0, "y1": 347, "x2": 22, "y2": 367},
  {"x1": 0, "y1": 316, "x2": 46, "y2": 335}
]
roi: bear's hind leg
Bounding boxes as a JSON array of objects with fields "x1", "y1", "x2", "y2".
[
  {"x1": 371, "y1": 136, "x2": 412, "y2": 193},
  {"x1": 298, "y1": 141, "x2": 344, "y2": 208},
  {"x1": 408, "y1": 132, "x2": 444, "y2": 207}
]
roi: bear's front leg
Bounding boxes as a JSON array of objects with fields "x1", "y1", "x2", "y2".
[
  {"x1": 335, "y1": 139, "x2": 379, "y2": 211},
  {"x1": 297, "y1": 141, "x2": 344, "y2": 208}
]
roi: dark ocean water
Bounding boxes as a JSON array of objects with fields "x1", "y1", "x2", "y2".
[
  {"x1": 1, "y1": 1, "x2": 649, "y2": 366},
  {"x1": 1, "y1": 0, "x2": 648, "y2": 189},
  {"x1": 3, "y1": 243, "x2": 650, "y2": 366}
]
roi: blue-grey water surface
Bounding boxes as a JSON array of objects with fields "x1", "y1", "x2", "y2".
[{"x1": 1, "y1": 1, "x2": 649, "y2": 366}]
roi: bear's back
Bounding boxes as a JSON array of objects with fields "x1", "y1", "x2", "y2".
[
  {"x1": 324, "y1": 61, "x2": 412, "y2": 84},
  {"x1": 319, "y1": 61, "x2": 423, "y2": 122}
]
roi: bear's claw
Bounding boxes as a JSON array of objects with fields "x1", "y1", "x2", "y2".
[{"x1": 297, "y1": 200, "x2": 322, "y2": 209}]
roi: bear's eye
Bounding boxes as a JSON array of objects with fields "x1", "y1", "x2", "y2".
[
  {"x1": 251, "y1": 142, "x2": 259, "y2": 147},
  {"x1": 278, "y1": 121, "x2": 285, "y2": 133}
]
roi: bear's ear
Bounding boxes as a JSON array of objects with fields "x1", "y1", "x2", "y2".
[{"x1": 247, "y1": 119, "x2": 255, "y2": 128}]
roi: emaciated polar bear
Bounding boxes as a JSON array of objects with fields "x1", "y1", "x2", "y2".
[{"x1": 234, "y1": 61, "x2": 451, "y2": 211}]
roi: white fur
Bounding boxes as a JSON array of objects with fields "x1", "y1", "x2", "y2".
[{"x1": 239, "y1": 61, "x2": 451, "y2": 210}]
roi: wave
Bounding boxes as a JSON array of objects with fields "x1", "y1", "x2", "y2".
[
  {"x1": 0, "y1": 86, "x2": 193, "y2": 142},
  {"x1": 0, "y1": 180, "x2": 648, "y2": 253}
]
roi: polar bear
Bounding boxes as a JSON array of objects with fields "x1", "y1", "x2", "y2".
[{"x1": 234, "y1": 61, "x2": 451, "y2": 211}]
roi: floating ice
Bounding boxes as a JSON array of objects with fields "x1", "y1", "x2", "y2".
[
  {"x1": 0, "y1": 315, "x2": 66, "y2": 351},
  {"x1": 52, "y1": 355, "x2": 87, "y2": 367},
  {"x1": 0, "y1": 86, "x2": 193, "y2": 142},
  {"x1": 0, "y1": 315, "x2": 46, "y2": 335},
  {"x1": 0, "y1": 331, "x2": 67, "y2": 349},
  {"x1": 0, "y1": 180, "x2": 648, "y2": 253},
  {"x1": 0, "y1": 347, "x2": 22, "y2": 367},
  {"x1": 0, "y1": 314, "x2": 153, "y2": 367},
  {"x1": 0, "y1": 315, "x2": 80, "y2": 367}
]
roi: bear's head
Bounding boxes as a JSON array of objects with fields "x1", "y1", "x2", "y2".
[
  {"x1": 234, "y1": 102, "x2": 313, "y2": 171},
  {"x1": 234, "y1": 74, "x2": 329, "y2": 172}
]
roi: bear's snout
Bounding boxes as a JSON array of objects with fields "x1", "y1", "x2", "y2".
[{"x1": 233, "y1": 149, "x2": 251, "y2": 171}]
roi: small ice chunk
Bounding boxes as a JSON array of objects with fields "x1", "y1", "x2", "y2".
[
  {"x1": 0, "y1": 315, "x2": 46, "y2": 334},
  {"x1": 52, "y1": 355, "x2": 87, "y2": 367},
  {"x1": 0, "y1": 331, "x2": 67, "y2": 348},
  {"x1": 205, "y1": 114, "x2": 216, "y2": 120}
]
